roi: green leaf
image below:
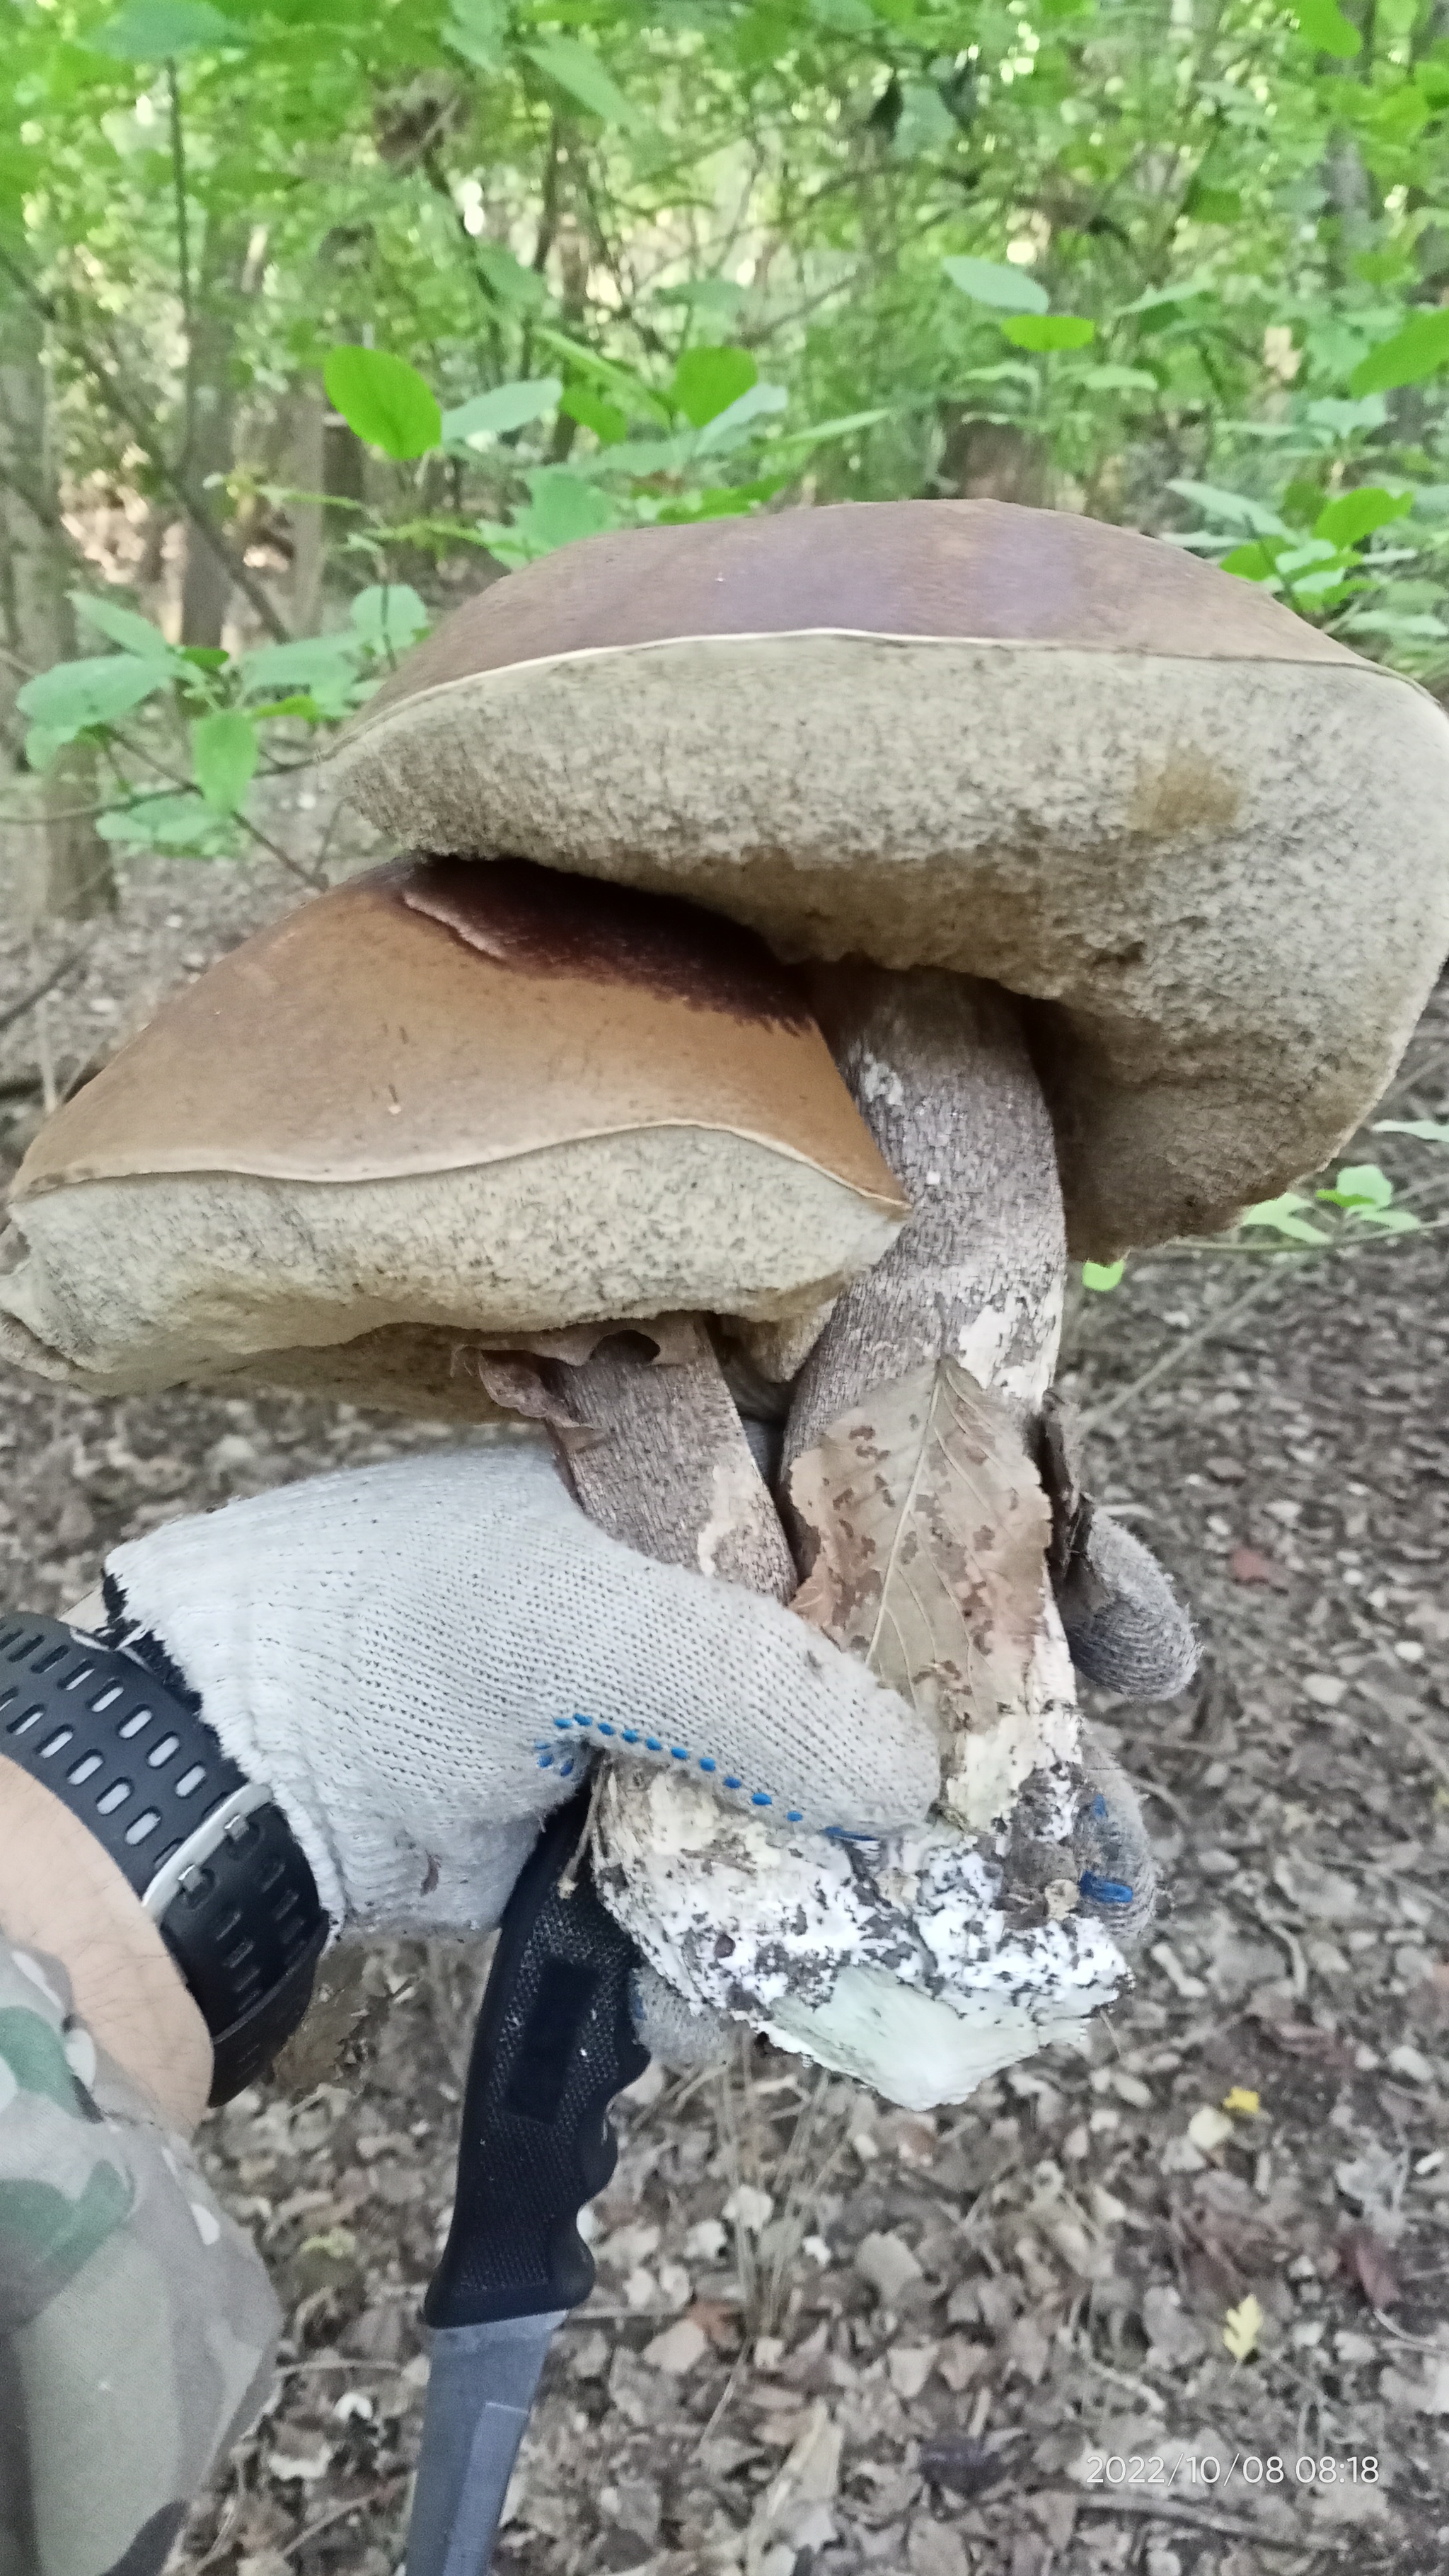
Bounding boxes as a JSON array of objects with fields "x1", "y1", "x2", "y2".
[
  {"x1": 1000, "y1": 314, "x2": 1097, "y2": 352},
  {"x1": 942, "y1": 256, "x2": 1049, "y2": 316},
  {"x1": 1350, "y1": 312, "x2": 1449, "y2": 399},
  {"x1": 1116, "y1": 273, "x2": 1218, "y2": 316},
  {"x1": 532, "y1": 330, "x2": 673, "y2": 424},
  {"x1": 671, "y1": 345, "x2": 758, "y2": 427},
  {"x1": 1293, "y1": 0, "x2": 1362, "y2": 52},
  {"x1": 1373, "y1": 1118, "x2": 1449, "y2": 1143},
  {"x1": 474, "y1": 246, "x2": 548, "y2": 313},
  {"x1": 190, "y1": 708, "x2": 258, "y2": 812},
  {"x1": 323, "y1": 348, "x2": 441, "y2": 462},
  {"x1": 440, "y1": 379, "x2": 562, "y2": 446},
  {"x1": 810, "y1": 0, "x2": 877, "y2": 27},
  {"x1": 16, "y1": 654, "x2": 173, "y2": 741},
  {"x1": 96, "y1": 792, "x2": 238, "y2": 855},
  {"x1": 767, "y1": 405, "x2": 894, "y2": 451},
  {"x1": 245, "y1": 695, "x2": 322, "y2": 722},
  {"x1": 1081, "y1": 1259, "x2": 1126, "y2": 1292},
  {"x1": 238, "y1": 637, "x2": 362, "y2": 717},
  {"x1": 441, "y1": 0, "x2": 506, "y2": 71},
  {"x1": 560, "y1": 383, "x2": 629, "y2": 444},
  {"x1": 1186, "y1": 185, "x2": 1241, "y2": 224},
  {"x1": 1167, "y1": 480, "x2": 1290, "y2": 536},
  {"x1": 1239, "y1": 1193, "x2": 1331, "y2": 1244},
  {"x1": 1313, "y1": 487, "x2": 1414, "y2": 548},
  {"x1": 1321, "y1": 1162, "x2": 1393, "y2": 1208},
  {"x1": 348, "y1": 584, "x2": 430, "y2": 656},
  {"x1": 1346, "y1": 610, "x2": 1449, "y2": 638},
  {"x1": 23, "y1": 726, "x2": 71, "y2": 775},
  {"x1": 93, "y1": 0, "x2": 243, "y2": 55},
  {"x1": 524, "y1": 37, "x2": 640, "y2": 128},
  {"x1": 1304, "y1": 395, "x2": 1388, "y2": 437},
  {"x1": 1080, "y1": 364, "x2": 1160, "y2": 393},
  {"x1": 479, "y1": 468, "x2": 620, "y2": 565},
  {"x1": 696, "y1": 381, "x2": 787, "y2": 449},
  {"x1": 70, "y1": 594, "x2": 173, "y2": 659},
  {"x1": 1221, "y1": 541, "x2": 1282, "y2": 581},
  {"x1": 653, "y1": 279, "x2": 748, "y2": 316}
]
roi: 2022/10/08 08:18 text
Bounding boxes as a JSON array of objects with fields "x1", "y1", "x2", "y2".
[{"x1": 1082, "y1": 2454, "x2": 1380, "y2": 2485}]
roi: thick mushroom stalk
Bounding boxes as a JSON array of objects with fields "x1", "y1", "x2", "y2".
[{"x1": 588, "y1": 967, "x2": 1135, "y2": 2108}]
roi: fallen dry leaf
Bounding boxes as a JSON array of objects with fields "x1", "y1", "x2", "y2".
[
  {"x1": 788, "y1": 1359, "x2": 1050, "y2": 1740},
  {"x1": 1341, "y1": 2224, "x2": 1402, "y2": 2310},
  {"x1": 1230, "y1": 1546, "x2": 1291, "y2": 1588}
]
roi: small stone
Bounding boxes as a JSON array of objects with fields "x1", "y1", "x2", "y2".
[
  {"x1": 907, "y1": 2519, "x2": 971, "y2": 2576},
  {"x1": 887, "y1": 2342, "x2": 937, "y2": 2399},
  {"x1": 1387, "y1": 2043, "x2": 1435, "y2": 2084},
  {"x1": 1187, "y1": 2105, "x2": 1235, "y2": 2152},
  {"x1": 1142, "y1": 2285, "x2": 1205, "y2": 2368},
  {"x1": 657, "y1": 2258, "x2": 692, "y2": 2309},
  {"x1": 855, "y1": 2230, "x2": 924, "y2": 2304},
  {"x1": 722, "y1": 2183, "x2": 773, "y2": 2235},
  {"x1": 570, "y1": 2328, "x2": 610, "y2": 2379},
  {"x1": 1006, "y1": 2311, "x2": 1051, "y2": 2384},
  {"x1": 684, "y1": 2217, "x2": 727, "y2": 2263},
  {"x1": 935, "y1": 2335, "x2": 986, "y2": 2393},
  {"x1": 1160, "y1": 2133, "x2": 1207, "y2": 2176},
  {"x1": 641, "y1": 2316, "x2": 708, "y2": 2374}
]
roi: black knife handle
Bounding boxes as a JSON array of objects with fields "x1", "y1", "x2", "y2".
[{"x1": 425, "y1": 1792, "x2": 650, "y2": 2330}]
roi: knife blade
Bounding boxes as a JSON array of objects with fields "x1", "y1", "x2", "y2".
[{"x1": 405, "y1": 1791, "x2": 648, "y2": 2576}]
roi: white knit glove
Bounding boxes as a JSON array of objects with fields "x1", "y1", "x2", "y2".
[{"x1": 98, "y1": 1442, "x2": 941, "y2": 1941}]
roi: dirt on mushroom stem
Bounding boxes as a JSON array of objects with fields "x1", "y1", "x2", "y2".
[{"x1": 590, "y1": 964, "x2": 1133, "y2": 2106}]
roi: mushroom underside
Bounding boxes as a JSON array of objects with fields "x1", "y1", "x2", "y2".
[{"x1": 330, "y1": 635, "x2": 1449, "y2": 1255}]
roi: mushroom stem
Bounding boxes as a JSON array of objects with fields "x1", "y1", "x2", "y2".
[
  {"x1": 784, "y1": 963, "x2": 1066, "y2": 1477},
  {"x1": 542, "y1": 1317, "x2": 795, "y2": 1600},
  {"x1": 587, "y1": 966, "x2": 1130, "y2": 2106}
]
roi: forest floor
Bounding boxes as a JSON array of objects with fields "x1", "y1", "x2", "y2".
[{"x1": 1, "y1": 847, "x2": 1447, "y2": 2576}]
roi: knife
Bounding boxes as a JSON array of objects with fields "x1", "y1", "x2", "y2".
[{"x1": 405, "y1": 1790, "x2": 649, "y2": 2576}]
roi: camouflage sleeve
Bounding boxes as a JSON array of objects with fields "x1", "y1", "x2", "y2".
[{"x1": 0, "y1": 1936, "x2": 281, "y2": 2576}]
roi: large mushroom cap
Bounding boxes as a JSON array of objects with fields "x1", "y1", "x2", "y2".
[
  {"x1": 0, "y1": 857, "x2": 906, "y2": 1404},
  {"x1": 330, "y1": 498, "x2": 1449, "y2": 1255}
]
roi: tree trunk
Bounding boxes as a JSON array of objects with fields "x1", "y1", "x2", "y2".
[
  {"x1": 289, "y1": 384, "x2": 327, "y2": 636},
  {"x1": 178, "y1": 217, "x2": 252, "y2": 648},
  {"x1": 936, "y1": 410, "x2": 1049, "y2": 506},
  {"x1": 0, "y1": 294, "x2": 115, "y2": 920}
]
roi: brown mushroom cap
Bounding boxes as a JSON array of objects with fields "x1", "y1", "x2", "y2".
[
  {"x1": 0, "y1": 859, "x2": 907, "y2": 1404},
  {"x1": 329, "y1": 499, "x2": 1449, "y2": 1254}
]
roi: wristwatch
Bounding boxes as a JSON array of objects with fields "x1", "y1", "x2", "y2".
[{"x1": 0, "y1": 1610, "x2": 328, "y2": 2104}]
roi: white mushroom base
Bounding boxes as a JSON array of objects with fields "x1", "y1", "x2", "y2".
[{"x1": 594, "y1": 1605, "x2": 1129, "y2": 2111}]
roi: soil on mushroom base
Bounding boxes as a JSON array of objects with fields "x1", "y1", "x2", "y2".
[{"x1": 2, "y1": 852, "x2": 1445, "y2": 2576}]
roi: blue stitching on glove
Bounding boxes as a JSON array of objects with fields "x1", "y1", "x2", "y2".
[
  {"x1": 1079, "y1": 1868, "x2": 1134, "y2": 1908},
  {"x1": 548, "y1": 1712, "x2": 797, "y2": 1822}
]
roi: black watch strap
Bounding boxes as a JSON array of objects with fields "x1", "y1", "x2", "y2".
[{"x1": 0, "y1": 1613, "x2": 328, "y2": 2105}]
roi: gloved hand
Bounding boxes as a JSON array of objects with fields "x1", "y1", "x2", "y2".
[
  {"x1": 99, "y1": 1440, "x2": 942, "y2": 1943},
  {"x1": 1037, "y1": 1393, "x2": 1199, "y2": 1703}
]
